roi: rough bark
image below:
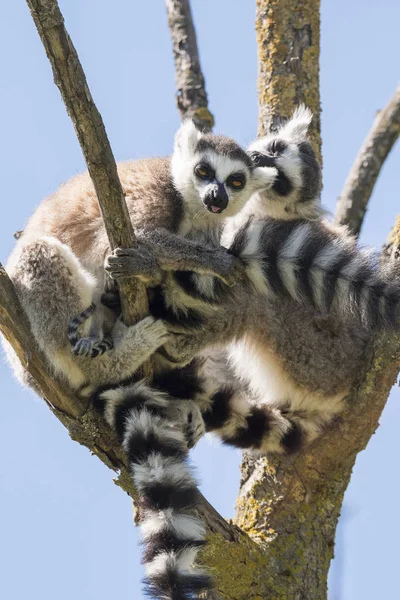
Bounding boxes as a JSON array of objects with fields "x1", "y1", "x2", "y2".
[
  {"x1": 165, "y1": 0, "x2": 214, "y2": 131},
  {"x1": 383, "y1": 215, "x2": 400, "y2": 260},
  {"x1": 26, "y1": 0, "x2": 148, "y2": 327},
  {"x1": 334, "y1": 84, "x2": 400, "y2": 236},
  {"x1": 255, "y1": 0, "x2": 321, "y2": 160}
]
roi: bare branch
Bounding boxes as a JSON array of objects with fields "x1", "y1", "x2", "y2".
[
  {"x1": 165, "y1": 0, "x2": 214, "y2": 131},
  {"x1": 335, "y1": 83, "x2": 400, "y2": 236},
  {"x1": 26, "y1": 0, "x2": 148, "y2": 326}
]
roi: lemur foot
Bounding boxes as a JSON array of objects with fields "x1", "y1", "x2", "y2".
[
  {"x1": 72, "y1": 335, "x2": 114, "y2": 358},
  {"x1": 105, "y1": 246, "x2": 163, "y2": 285},
  {"x1": 114, "y1": 316, "x2": 170, "y2": 353},
  {"x1": 156, "y1": 332, "x2": 199, "y2": 367}
]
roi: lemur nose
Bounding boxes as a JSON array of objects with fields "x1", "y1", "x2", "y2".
[
  {"x1": 204, "y1": 183, "x2": 229, "y2": 213},
  {"x1": 212, "y1": 183, "x2": 228, "y2": 203}
]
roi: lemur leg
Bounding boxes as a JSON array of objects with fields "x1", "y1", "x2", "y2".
[
  {"x1": 105, "y1": 228, "x2": 246, "y2": 287},
  {"x1": 8, "y1": 237, "x2": 102, "y2": 388},
  {"x1": 155, "y1": 326, "x2": 229, "y2": 368},
  {"x1": 8, "y1": 237, "x2": 169, "y2": 390}
]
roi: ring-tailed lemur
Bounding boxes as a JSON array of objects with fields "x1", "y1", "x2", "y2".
[
  {"x1": 4, "y1": 119, "x2": 275, "y2": 390},
  {"x1": 105, "y1": 106, "x2": 400, "y2": 459},
  {"x1": 3, "y1": 122, "x2": 277, "y2": 600}
]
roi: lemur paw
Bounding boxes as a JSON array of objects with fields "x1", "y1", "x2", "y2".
[
  {"x1": 105, "y1": 246, "x2": 163, "y2": 285},
  {"x1": 219, "y1": 257, "x2": 247, "y2": 287},
  {"x1": 136, "y1": 316, "x2": 170, "y2": 349},
  {"x1": 156, "y1": 333, "x2": 197, "y2": 367},
  {"x1": 169, "y1": 401, "x2": 205, "y2": 449},
  {"x1": 72, "y1": 336, "x2": 113, "y2": 358}
]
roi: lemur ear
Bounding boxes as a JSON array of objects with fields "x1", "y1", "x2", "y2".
[
  {"x1": 278, "y1": 105, "x2": 313, "y2": 142},
  {"x1": 174, "y1": 120, "x2": 202, "y2": 156}
]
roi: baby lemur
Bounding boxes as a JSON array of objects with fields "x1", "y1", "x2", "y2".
[
  {"x1": 106, "y1": 107, "x2": 400, "y2": 459},
  {"x1": 4, "y1": 122, "x2": 277, "y2": 600}
]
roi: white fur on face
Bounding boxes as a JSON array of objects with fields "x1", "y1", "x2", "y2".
[
  {"x1": 171, "y1": 122, "x2": 255, "y2": 224},
  {"x1": 172, "y1": 148, "x2": 254, "y2": 220},
  {"x1": 245, "y1": 105, "x2": 322, "y2": 221}
]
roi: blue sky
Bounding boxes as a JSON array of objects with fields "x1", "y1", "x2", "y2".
[{"x1": 0, "y1": 2, "x2": 399, "y2": 599}]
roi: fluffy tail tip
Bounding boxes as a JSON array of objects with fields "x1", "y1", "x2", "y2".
[{"x1": 144, "y1": 556, "x2": 214, "y2": 600}]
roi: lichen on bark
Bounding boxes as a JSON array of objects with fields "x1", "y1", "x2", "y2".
[{"x1": 255, "y1": 0, "x2": 321, "y2": 160}]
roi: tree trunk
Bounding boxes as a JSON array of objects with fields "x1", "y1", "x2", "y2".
[{"x1": 256, "y1": 0, "x2": 321, "y2": 159}]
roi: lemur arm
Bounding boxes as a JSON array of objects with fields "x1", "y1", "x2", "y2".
[{"x1": 105, "y1": 227, "x2": 245, "y2": 287}]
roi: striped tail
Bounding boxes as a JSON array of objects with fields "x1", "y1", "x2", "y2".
[
  {"x1": 230, "y1": 218, "x2": 400, "y2": 331},
  {"x1": 92, "y1": 381, "x2": 213, "y2": 600},
  {"x1": 201, "y1": 383, "x2": 345, "y2": 456}
]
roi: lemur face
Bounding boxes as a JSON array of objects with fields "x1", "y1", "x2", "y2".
[
  {"x1": 247, "y1": 106, "x2": 322, "y2": 220},
  {"x1": 191, "y1": 149, "x2": 251, "y2": 215},
  {"x1": 171, "y1": 120, "x2": 275, "y2": 219}
]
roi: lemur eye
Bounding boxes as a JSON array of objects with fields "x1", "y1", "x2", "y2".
[
  {"x1": 194, "y1": 163, "x2": 214, "y2": 180},
  {"x1": 226, "y1": 173, "x2": 246, "y2": 190},
  {"x1": 268, "y1": 139, "x2": 287, "y2": 155}
]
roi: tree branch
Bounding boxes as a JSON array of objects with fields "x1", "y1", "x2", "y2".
[
  {"x1": 165, "y1": 0, "x2": 214, "y2": 131},
  {"x1": 26, "y1": 0, "x2": 148, "y2": 326},
  {"x1": 334, "y1": 83, "x2": 400, "y2": 236}
]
